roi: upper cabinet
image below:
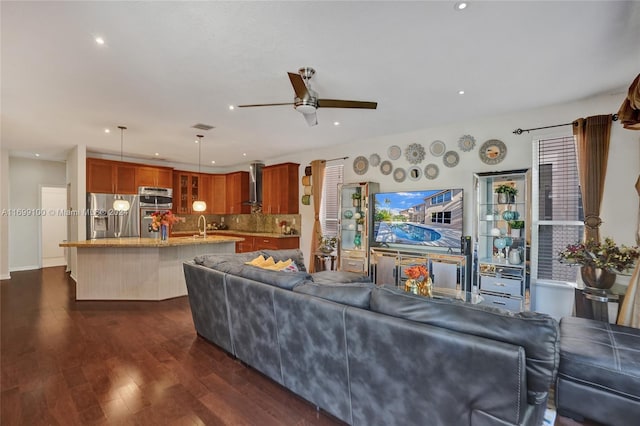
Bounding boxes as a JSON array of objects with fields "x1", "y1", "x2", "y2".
[
  {"x1": 87, "y1": 158, "x2": 136, "y2": 194},
  {"x1": 209, "y1": 174, "x2": 227, "y2": 214},
  {"x1": 135, "y1": 166, "x2": 173, "y2": 189},
  {"x1": 262, "y1": 162, "x2": 299, "y2": 214},
  {"x1": 226, "y1": 171, "x2": 250, "y2": 214},
  {"x1": 173, "y1": 171, "x2": 204, "y2": 215}
]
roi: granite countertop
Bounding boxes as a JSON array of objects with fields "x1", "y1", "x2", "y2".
[
  {"x1": 172, "y1": 230, "x2": 300, "y2": 239},
  {"x1": 59, "y1": 235, "x2": 243, "y2": 248}
]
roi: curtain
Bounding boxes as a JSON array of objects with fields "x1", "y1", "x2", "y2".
[
  {"x1": 618, "y1": 73, "x2": 640, "y2": 130},
  {"x1": 573, "y1": 115, "x2": 612, "y2": 242},
  {"x1": 308, "y1": 159, "x2": 326, "y2": 272}
]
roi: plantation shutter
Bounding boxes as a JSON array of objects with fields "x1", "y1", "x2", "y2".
[
  {"x1": 320, "y1": 165, "x2": 343, "y2": 237},
  {"x1": 534, "y1": 135, "x2": 584, "y2": 282}
]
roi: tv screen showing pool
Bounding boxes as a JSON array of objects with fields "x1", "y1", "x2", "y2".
[{"x1": 372, "y1": 189, "x2": 463, "y2": 249}]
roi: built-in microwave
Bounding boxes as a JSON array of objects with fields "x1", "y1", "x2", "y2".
[{"x1": 138, "y1": 186, "x2": 173, "y2": 208}]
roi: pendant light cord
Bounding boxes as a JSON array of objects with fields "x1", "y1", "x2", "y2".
[
  {"x1": 118, "y1": 126, "x2": 127, "y2": 161},
  {"x1": 197, "y1": 134, "x2": 203, "y2": 173}
]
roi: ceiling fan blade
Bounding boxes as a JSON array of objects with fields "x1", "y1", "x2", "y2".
[
  {"x1": 303, "y1": 112, "x2": 318, "y2": 127},
  {"x1": 288, "y1": 72, "x2": 310, "y2": 99},
  {"x1": 317, "y1": 99, "x2": 377, "y2": 109},
  {"x1": 237, "y1": 102, "x2": 294, "y2": 108}
]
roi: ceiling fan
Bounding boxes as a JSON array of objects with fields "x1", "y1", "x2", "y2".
[{"x1": 237, "y1": 67, "x2": 377, "y2": 127}]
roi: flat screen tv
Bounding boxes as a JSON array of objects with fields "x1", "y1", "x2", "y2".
[{"x1": 372, "y1": 189, "x2": 463, "y2": 249}]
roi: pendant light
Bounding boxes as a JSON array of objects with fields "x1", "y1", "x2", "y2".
[
  {"x1": 192, "y1": 134, "x2": 207, "y2": 212},
  {"x1": 112, "y1": 126, "x2": 131, "y2": 212}
]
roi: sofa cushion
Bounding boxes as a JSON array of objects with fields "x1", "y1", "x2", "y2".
[
  {"x1": 227, "y1": 264, "x2": 312, "y2": 290},
  {"x1": 261, "y1": 249, "x2": 307, "y2": 272},
  {"x1": 294, "y1": 281, "x2": 375, "y2": 309},
  {"x1": 311, "y1": 270, "x2": 372, "y2": 284},
  {"x1": 194, "y1": 251, "x2": 263, "y2": 269},
  {"x1": 370, "y1": 285, "x2": 559, "y2": 404}
]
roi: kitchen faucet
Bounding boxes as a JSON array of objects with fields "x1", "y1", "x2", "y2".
[{"x1": 198, "y1": 215, "x2": 207, "y2": 238}]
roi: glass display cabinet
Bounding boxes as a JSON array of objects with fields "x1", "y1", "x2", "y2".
[
  {"x1": 337, "y1": 181, "x2": 379, "y2": 274},
  {"x1": 474, "y1": 169, "x2": 530, "y2": 311}
]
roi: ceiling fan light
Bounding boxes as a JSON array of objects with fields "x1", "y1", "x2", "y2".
[
  {"x1": 192, "y1": 200, "x2": 207, "y2": 212},
  {"x1": 296, "y1": 104, "x2": 316, "y2": 114},
  {"x1": 113, "y1": 198, "x2": 130, "y2": 212}
]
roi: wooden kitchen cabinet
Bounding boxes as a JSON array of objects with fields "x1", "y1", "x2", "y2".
[
  {"x1": 135, "y1": 166, "x2": 173, "y2": 188},
  {"x1": 209, "y1": 174, "x2": 227, "y2": 214},
  {"x1": 225, "y1": 171, "x2": 250, "y2": 214},
  {"x1": 87, "y1": 158, "x2": 136, "y2": 194},
  {"x1": 221, "y1": 233, "x2": 299, "y2": 253},
  {"x1": 173, "y1": 171, "x2": 202, "y2": 214},
  {"x1": 262, "y1": 162, "x2": 299, "y2": 214}
]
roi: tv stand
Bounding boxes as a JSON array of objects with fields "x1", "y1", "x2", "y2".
[{"x1": 370, "y1": 247, "x2": 470, "y2": 295}]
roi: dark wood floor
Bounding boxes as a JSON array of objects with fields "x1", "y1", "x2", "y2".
[{"x1": 1, "y1": 267, "x2": 344, "y2": 425}]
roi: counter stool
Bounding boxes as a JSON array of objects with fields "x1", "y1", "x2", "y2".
[{"x1": 555, "y1": 316, "x2": 640, "y2": 426}]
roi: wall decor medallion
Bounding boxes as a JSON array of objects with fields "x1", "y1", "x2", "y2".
[
  {"x1": 424, "y1": 163, "x2": 439, "y2": 180},
  {"x1": 405, "y1": 143, "x2": 426, "y2": 164},
  {"x1": 443, "y1": 150, "x2": 459, "y2": 168},
  {"x1": 457, "y1": 134, "x2": 476, "y2": 152},
  {"x1": 343, "y1": 209, "x2": 353, "y2": 219},
  {"x1": 380, "y1": 160, "x2": 393, "y2": 175},
  {"x1": 353, "y1": 156, "x2": 369, "y2": 175},
  {"x1": 479, "y1": 139, "x2": 507, "y2": 165},
  {"x1": 408, "y1": 166, "x2": 422, "y2": 181},
  {"x1": 369, "y1": 153, "x2": 381, "y2": 167},
  {"x1": 393, "y1": 167, "x2": 407, "y2": 183},
  {"x1": 429, "y1": 140, "x2": 446, "y2": 157},
  {"x1": 387, "y1": 145, "x2": 401, "y2": 160}
]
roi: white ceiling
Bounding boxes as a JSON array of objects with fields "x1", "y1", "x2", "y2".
[{"x1": 2, "y1": 1, "x2": 639, "y2": 168}]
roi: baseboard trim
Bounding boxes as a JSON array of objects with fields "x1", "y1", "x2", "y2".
[
  {"x1": 43, "y1": 258, "x2": 66, "y2": 268},
  {"x1": 9, "y1": 265, "x2": 40, "y2": 272},
  {"x1": 1, "y1": 274, "x2": 10, "y2": 280}
]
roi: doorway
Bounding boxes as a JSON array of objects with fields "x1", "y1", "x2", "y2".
[{"x1": 40, "y1": 186, "x2": 67, "y2": 268}]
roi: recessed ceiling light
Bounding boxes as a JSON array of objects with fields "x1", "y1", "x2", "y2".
[
  {"x1": 228, "y1": 105, "x2": 235, "y2": 110},
  {"x1": 455, "y1": 2, "x2": 468, "y2": 11},
  {"x1": 243, "y1": 153, "x2": 247, "y2": 157},
  {"x1": 95, "y1": 36, "x2": 105, "y2": 45},
  {"x1": 458, "y1": 90, "x2": 465, "y2": 95},
  {"x1": 211, "y1": 160, "x2": 216, "y2": 164},
  {"x1": 104, "y1": 128, "x2": 110, "y2": 133},
  {"x1": 154, "y1": 152, "x2": 160, "y2": 156},
  {"x1": 194, "y1": 140, "x2": 199, "y2": 144},
  {"x1": 334, "y1": 121, "x2": 340, "y2": 126},
  {"x1": 35, "y1": 153, "x2": 40, "y2": 157}
]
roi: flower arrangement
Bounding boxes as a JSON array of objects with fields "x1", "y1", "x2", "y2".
[
  {"x1": 318, "y1": 235, "x2": 337, "y2": 252},
  {"x1": 405, "y1": 264, "x2": 429, "y2": 280},
  {"x1": 494, "y1": 184, "x2": 518, "y2": 196},
  {"x1": 150, "y1": 210, "x2": 180, "y2": 231},
  {"x1": 558, "y1": 237, "x2": 640, "y2": 272}
]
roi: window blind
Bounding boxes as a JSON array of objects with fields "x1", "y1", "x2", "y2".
[
  {"x1": 535, "y1": 136, "x2": 583, "y2": 282},
  {"x1": 320, "y1": 165, "x2": 343, "y2": 237}
]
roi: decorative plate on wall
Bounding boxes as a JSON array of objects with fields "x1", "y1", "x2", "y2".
[
  {"x1": 353, "y1": 156, "x2": 369, "y2": 175},
  {"x1": 393, "y1": 167, "x2": 407, "y2": 183},
  {"x1": 443, "y1": 150, "x2": 460, "y2": 168},
  {"x1": 388, "y1": 145, "x2": 401, "y2": 160},
  {"x1": 425, "y1": 163, "x2": 439, "y2": 180},
  {"x1": 405, "y1": 143, "x2": 425, "y2": 164},
  {"x1": 343, "y1": 210, "x2": 353, "y2": 219},
  {"x1": 458, "y1": 135, "x2": 476, "y2": 152},
  {"x1": 430, "y1": 140, "x2": 446, "y2": 157},
  {"x1": 380, "y1": 160, "x2": 393, "y2": 175},
  {"x1": 479, "y1": 139, "x2": 507, "y2": 165},
  {"x1": 369, "y1": 153, "x2": 381, "y2": 167},
  {"x1": 408, "y1": 166, "x2": 422, "y2": 181}
]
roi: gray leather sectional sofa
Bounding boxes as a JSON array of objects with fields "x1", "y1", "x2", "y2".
[{"x1": 183, "y1": 249, "x2": 559, "y2": 426}]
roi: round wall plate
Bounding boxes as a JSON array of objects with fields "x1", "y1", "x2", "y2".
[
  {"x1": 380, "y1": 160, "x2": 393, "y2": 175},
  {"x1": 369, "y1": 153, "x2": 381, "y2": 167},
  {"x1": 430, "y1": 140, "x2": 446, "y2": 157},
  {"x1": 425, "y1": 163, "x2": 439, "y2": 179},
  {"x1": 443, "y1": 150, "x2": 459, "y2": 168},
  {"x1": 393, "y1": 167, "x2": 406, "y2": 183},
  {"x1": 405, "y1": 143, "x2": 425, "y2": 164},
  {"x1": 479, "y1": 139, "x2": 507, "y2": 165},
  {"x1": 458, "y1": 134, "x2": 476, "y2": 152},
  {"x1": 353, "y1": 156, "x2": 369, "y2": 175},
  {"x1": 387, "y1": 145, "x2": 401, "y2": 160}
]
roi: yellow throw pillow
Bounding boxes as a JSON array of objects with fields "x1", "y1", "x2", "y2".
[
  {"x1": 261, "y1": 259, "x2": 293, "y2": 271},
  {"x1": 261, "y1": 256, "x2": 276, "y2": 268}
]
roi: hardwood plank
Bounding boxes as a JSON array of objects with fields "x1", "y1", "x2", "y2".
[{"x1": 1, "y1": 267, "x2": 345, "y2": 425}]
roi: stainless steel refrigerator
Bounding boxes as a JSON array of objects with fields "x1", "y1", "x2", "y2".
[{"x1": 87, "y1": 193, "x2": 140, "y2": 239}]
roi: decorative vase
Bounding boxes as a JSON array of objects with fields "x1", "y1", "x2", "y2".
[
  {"x1": 404, "y1": 279, "x2": 418, "y2": 294},
  {"x1": 319, "y1": 245, "x2": 333, "y2": 254},
  {"x1": 353, "y1": 233, "x2": 361, "y2": 249},
  {"x1": 580, "y1": 266, "x2": 616, "y2": 290},
  {"x1": 497, "y1": 193, "x2": 509, "y2": 204},
  {"x1": 417, "y1": 277, "x2": 433, "y2": 297},
  {"x1": 510, "y1": 228, "x2": 522, "y2": 238},
  {"x1": 160, "y1": 224, "x2": 168, "y2": 241},
  {"x1": 508, "y1": 248, "x2": 522, "y2": 265}
]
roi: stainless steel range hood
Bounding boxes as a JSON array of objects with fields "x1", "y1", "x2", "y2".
[{"x1": 247, "y1": 161, "x2": 264, "y2": 206}]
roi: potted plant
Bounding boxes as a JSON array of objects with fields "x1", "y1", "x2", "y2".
[
  {"x1": 558, "y1": 237, "x2": 640, "y2": 289},
  {"x1": 318, "y1": 235, "x2": 337, "y2": 254},
  {"x1": 508, "y1": 220, "x2": 525, "y2": 238},
  {"x1": 351, "y1": 191, "x2": 362, "y2": 207},
  {"x1": 495, "y1": 184, "x2": 518, "y2": 204}
]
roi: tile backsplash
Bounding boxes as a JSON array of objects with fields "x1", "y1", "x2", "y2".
[{"x1": 172, "y1": 213, "x2": 301, "y2": 235}]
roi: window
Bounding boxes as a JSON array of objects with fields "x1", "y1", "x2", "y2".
[
  {"x1": 533, "y1": 135, "x2": 584, "y2": 282},
  {"x1": 430, "y1": 190, "x2": 452, "y2": 205},
  {"x1": 320, "y1": 164, "x2": 343, "y2": 237},
  {"x1": 430, "y1": 211, "x2": 452, "y2": 224}
]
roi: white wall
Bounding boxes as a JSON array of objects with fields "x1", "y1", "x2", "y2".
[
  {"x1": 8, "y1": 157, "x2": 66, "y2": 271},
  {"x1": 272, "y1": 91, "x2": 640, "y2": 270},
  {"x1": 0, "y1": 150, "x2": 10, "y2": 279},
  {"x1": 66, "y1": 145, "x2": 86, "y2": 280}
]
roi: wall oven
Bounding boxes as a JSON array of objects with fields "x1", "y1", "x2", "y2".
[{"x1": 139, "y1": 187, "x2": 173, "y2": 238}]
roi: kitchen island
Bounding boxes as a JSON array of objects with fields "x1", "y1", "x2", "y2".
[{"x1": 60, "y1": 235, "x2": 242, "y2": 300}]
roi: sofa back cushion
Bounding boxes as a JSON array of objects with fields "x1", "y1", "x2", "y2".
[
  {"x1": 194, "y1": 251, "x2": 263, "y2": 269},
  {"x1": 370, "y1": 285, "x2": 559, "y2": 404},
  {"x1": 293, "y1": 282, "x2": 375, "y2": 309},
  {"x1": 261, "y1": 249, "x2": 307, "y2": 272}
]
